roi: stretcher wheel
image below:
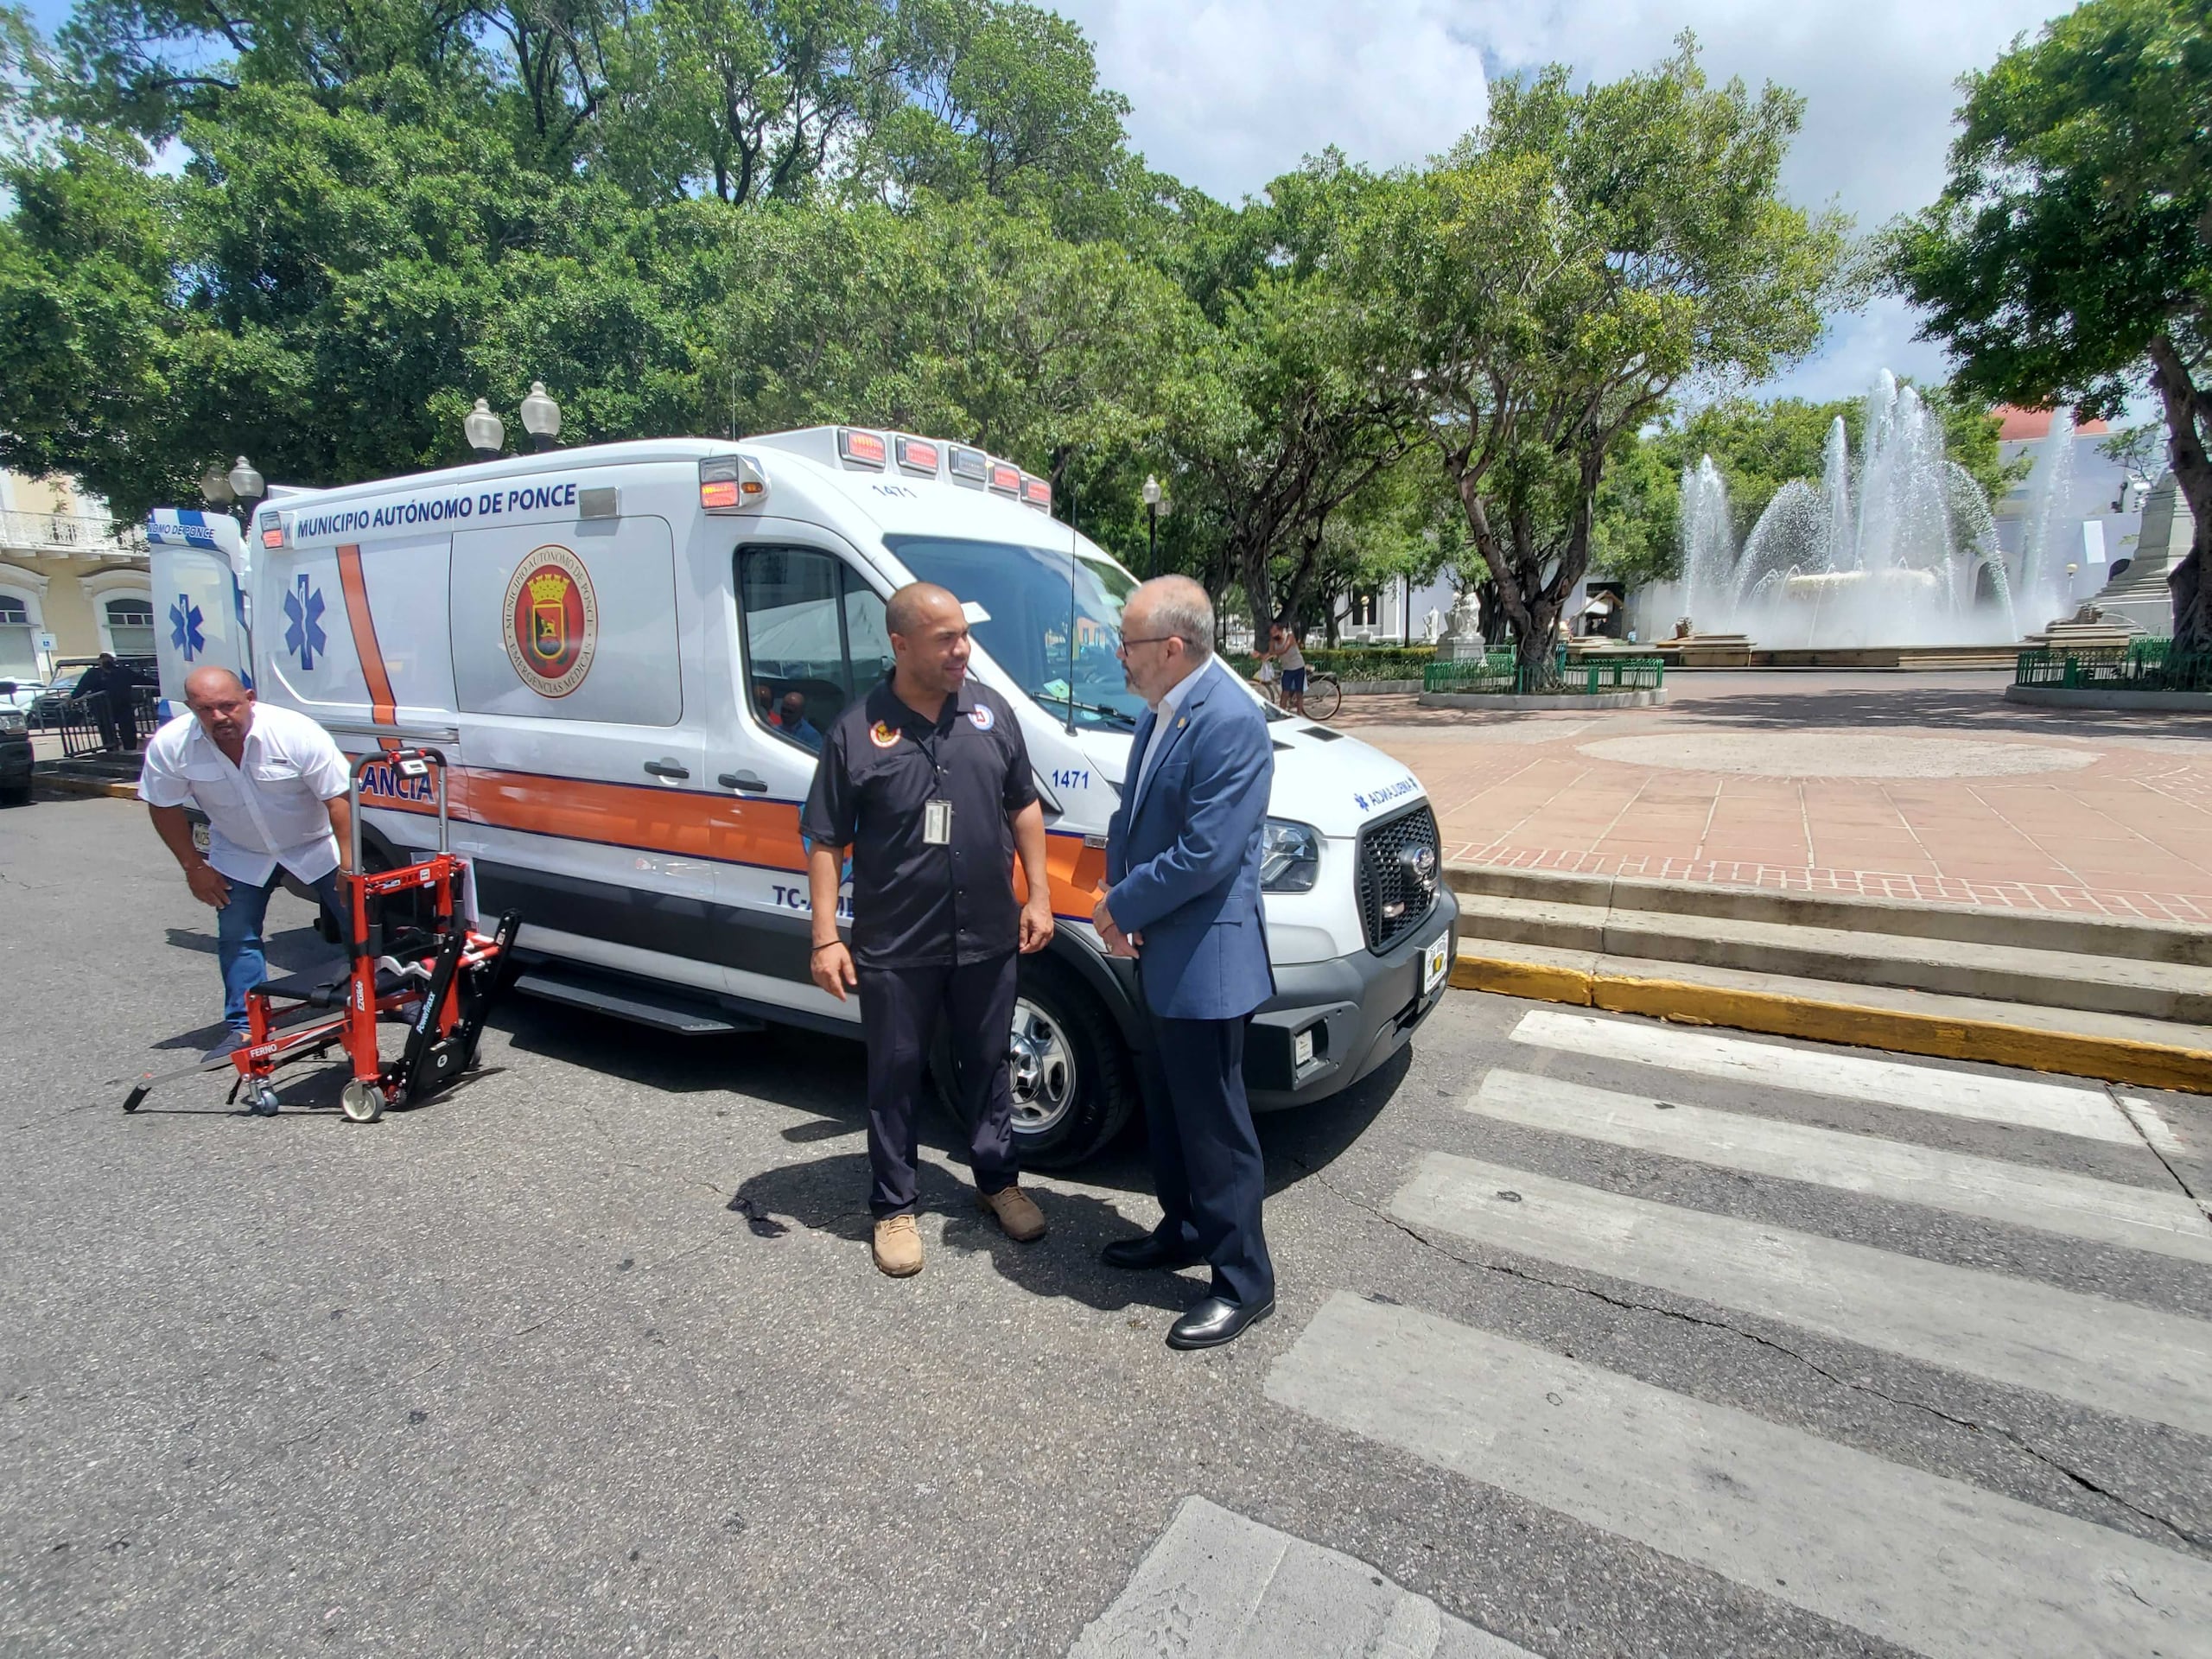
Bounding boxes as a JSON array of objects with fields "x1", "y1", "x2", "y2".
[
  {"x1": 247, "y1": 1083, "x2": 281, "y2": 1117},
  {"x1": 340, "y1": 1080, "x2": 385, "y2": 1123}
]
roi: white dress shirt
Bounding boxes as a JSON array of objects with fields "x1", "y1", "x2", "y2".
[
  {"x1": 1135, "y1": 654, "x2": 1218, "y2": 806},
  {"x1": 139, "y1": 704, "x2": 352, "y2": 885}
]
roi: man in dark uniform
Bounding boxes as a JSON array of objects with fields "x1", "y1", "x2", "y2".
[{"x1": 802, "y1": 582, "x2": 1056, "y2": 1277}]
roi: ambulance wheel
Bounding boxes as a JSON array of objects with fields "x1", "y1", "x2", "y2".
[
  {"x1": 1001, "y1": 959, "x2": 1135, "y2": 1168},
  {"x1": 340, "y1": 1080, "x2": 385, "y2": 1123}
]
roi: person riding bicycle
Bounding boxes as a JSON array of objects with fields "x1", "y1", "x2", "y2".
[{"x1": 1262, "y1": 623, "x2": 1308, "y2": 717}]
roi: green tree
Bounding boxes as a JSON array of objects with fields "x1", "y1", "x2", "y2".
[
  {"x1": 1351, "y1": 41, "x2": 1847, "y2": 685},
  {"x1": 1890, "y1": 0, "x2": 2212, "y2": 648},
  {"x1": 1159, "y1": 159, "x2": 1417, "y2": 641}
]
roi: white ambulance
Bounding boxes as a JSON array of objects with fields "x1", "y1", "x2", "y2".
[{"x1": 154, "y1": 429, "x2": 1457, "y2": 1164}]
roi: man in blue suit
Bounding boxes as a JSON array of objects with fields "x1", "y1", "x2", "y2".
[{"x1": 1094, "y1": 575, "x2": 1277, "y2": 1350}]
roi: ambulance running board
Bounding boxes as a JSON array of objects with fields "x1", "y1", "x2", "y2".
[{"x1": 512, "y1": 966, "x2": 765, "y2": 1035}]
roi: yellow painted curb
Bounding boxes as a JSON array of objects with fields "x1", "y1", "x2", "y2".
[
  {"x1": 1450, "y1": 951, "x2": 2212, "y2": 1096},
  {"x1": 32, "y1": 775, "x2": 139, "y2": 801}
]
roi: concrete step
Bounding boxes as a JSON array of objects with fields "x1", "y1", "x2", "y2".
[
  {"x1": 1451, "y1": 888, "x2": 2212, "y2": 1026},
  {"x1": 1446, "y1": 861, "x2": 2212, "y2": 967},
  {"x1": 1452, "y1": 938, "x2": 2212, "y2": 1096}
]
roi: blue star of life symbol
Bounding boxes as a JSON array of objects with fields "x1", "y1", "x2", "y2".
[
  {"x1": 168, "y1": 593, "x2": 206, "y2": 661},
  {"x1": 283, "y1": 573, "x2": 327, "y2": 671}
]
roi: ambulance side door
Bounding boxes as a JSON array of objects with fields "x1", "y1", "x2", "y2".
[
  {"x1": 709, "y1": 533, "x2": 893, "y2": 1020},
  {"x1": 450, "y1": 513, "x2": 720, "y2": 995}
]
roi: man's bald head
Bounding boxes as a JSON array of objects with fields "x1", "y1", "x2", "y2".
[
  {"x1": 183, "y1": 666, "x2": 253, "y2": 746},
  {"x1": 885, "y1": 582, "x2": 961, "y2": 638},
  {"x1": 885, "y1": 582, "x2": 972, "y2": 701},
  {"x1": 184, "y1": 666, "x2": 246, "y2": 704}
]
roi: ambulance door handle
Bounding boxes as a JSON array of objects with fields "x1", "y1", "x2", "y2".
[
  {"x1": 719, "y1": 771, "x2": 768, "y2": 793},
  {"x1": 642, "y1": 759, "x2": 690, "y2": 780}
]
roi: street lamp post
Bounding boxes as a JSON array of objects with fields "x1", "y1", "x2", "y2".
[
  {"x1": 1142, "y1": 474, "x2": 1168, "y2": 577},
  {"x1": 200, "y1": 456, "x2": 264, "y2": 527},
  {"x1": 465, "y1": 398, "x2": 505, "y2": 461},
  {"x1": 520, "y1": 382, "x2": 562, "y2": 453}
]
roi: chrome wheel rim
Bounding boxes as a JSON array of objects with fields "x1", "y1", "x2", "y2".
[{"x1": 1007, "y1": 998, "x2": 1077, "y2": 1135}]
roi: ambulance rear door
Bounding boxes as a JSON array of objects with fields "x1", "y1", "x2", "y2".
[
  {"x1": 144, "y1": 510, "x2": 251, "y2": 719},
  {"x1": 449, "y1": 508, "x2": 721, "y2": 997}
]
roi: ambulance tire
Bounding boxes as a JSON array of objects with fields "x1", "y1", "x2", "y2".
[
  {"x1": 931, "y1": 957, "x2": 1135, "y2": 1169},
  {"x1": 0, "y1": 782, "x2": 29, "y2": 808}
]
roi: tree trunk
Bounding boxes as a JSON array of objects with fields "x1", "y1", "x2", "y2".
[
  {"x1": 1516, "y1": 601, "x2": 1562, "y2": 690},
  {"x1": 2147, "y1": 332, "x2": 2212, "y2": 653}
]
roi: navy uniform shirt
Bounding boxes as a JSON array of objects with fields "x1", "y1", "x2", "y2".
[{"x1": 800, "y1": 673, "x2": 1038, "y2": 970}]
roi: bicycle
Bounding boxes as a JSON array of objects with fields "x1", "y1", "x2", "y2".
[{"x1": 1253, "y1": 669, "x2": 1342, "y2": 722}]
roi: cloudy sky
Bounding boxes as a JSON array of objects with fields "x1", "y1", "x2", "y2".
[{"x1": 1061, "y1": 0, "x2": 2075, "y2": 403}]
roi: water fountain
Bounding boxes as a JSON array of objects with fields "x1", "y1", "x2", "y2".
[{"x1": 1671, "y1": 372, "x2": 2020, "y2": 652}]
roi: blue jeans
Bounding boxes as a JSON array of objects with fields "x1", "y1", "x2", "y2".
[{"x1": 217, "y1": 867, "x2": 347, "y2": 1030}]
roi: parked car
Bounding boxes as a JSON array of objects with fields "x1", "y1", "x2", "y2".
[
  {"x1": 0, "y1": 677, "x2": 43, "y2": 716},
  {"x1": 0, "y1": 702, "x2": 31, "y2": 805},
  {"x1": 29, "y1": 665, "x2": 85, "y2": 727}
]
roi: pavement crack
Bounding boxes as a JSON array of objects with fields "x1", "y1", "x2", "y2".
[
  {"x1": 2103, "y1": 1084, "x2": 2210, "y2": 1222},
  {"x1": 1290, "y1": 1155, "x2": 2212, "y2": 1556}
]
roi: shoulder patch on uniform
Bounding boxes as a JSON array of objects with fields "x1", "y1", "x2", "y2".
[
  {"x1": 968, "y1": 702, "x2": 995, "y2": 731},
  {"x1": 868, "y1": 720, "x2": 900, "y2": 749}
]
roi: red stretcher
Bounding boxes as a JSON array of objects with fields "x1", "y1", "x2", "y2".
[{"x1": 124, "y1": 748, "x2": 520, "y2": 1122}]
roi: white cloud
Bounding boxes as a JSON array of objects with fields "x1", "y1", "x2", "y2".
[{"x1": 1062, "y1": 0, "x2": 2074, "y2": 399}]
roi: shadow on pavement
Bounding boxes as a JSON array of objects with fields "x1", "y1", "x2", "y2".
[{"x1": 729, "y1": 1151, "x2": 1193, "y2": 1313}]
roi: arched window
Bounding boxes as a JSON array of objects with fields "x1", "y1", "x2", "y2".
[
  {"x1": 105, "y1": 594, "x2": 156, "y2": 658},
  {"x1": 0, "y1": 594, "x2": 33, "y2": 681}
]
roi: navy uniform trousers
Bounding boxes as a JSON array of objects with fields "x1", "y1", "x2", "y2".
[
  {"x1": 1140, "y1": 983, "x2": 1274, "y2": 1309},
  {"x1": 855, "y1": 953, "x2": 1020, "y2": 1217}
]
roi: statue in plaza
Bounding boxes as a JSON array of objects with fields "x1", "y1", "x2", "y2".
[
  {"x1": 1437, "y1": 587, "x2": 1486, "y2": 660},
  {"x1": 1421, "y1": 607, "x2": 1441, "y2": 643}
]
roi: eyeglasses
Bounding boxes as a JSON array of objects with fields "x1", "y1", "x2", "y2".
[{"x1": 1116, "y1": 635, "x2": 1179, "y2": 656}]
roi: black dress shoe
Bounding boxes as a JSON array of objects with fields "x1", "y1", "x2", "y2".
[
  {"x1": 1101, "y1": 1235, "x2": 1203, "y2": 1271},
  {"x1": 1166, "y1": 1294, "x2": 1275, "y2": 1351}
]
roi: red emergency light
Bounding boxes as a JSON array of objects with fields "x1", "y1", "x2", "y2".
[
  {"x1": 988, "y1": 462, "x2": 1021, "y2": 496},
  {"x1": 894, "y1": 436, "x2": 939, "y2": 475},
  {"x1": 1021, "y1": 476, "x2": 1051, "y2": 511},
  {"x1": 838, "y1": 428, "x2": 887, "y2": 467}
]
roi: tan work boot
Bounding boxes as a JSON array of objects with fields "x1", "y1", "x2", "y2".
[
  {"x1": 873, "y1": 1214, "x2": 924, "y2": 1277},
  {"x1": 979, "y1": 1184, "x2": 1047, "y2": 1243}
]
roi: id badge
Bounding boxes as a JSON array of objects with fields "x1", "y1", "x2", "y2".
[{"x1": 923, "y1": 799, "x2": 952, "y2": 845}]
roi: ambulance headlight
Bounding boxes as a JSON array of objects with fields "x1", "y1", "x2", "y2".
[{"x1": 1259, "y1": 818, "x2": 1320, "y2": 893}]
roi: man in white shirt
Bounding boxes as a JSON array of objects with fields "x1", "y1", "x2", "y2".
[{"x1": 139, "y1": 667, "x2": 355, "y2": 1065}]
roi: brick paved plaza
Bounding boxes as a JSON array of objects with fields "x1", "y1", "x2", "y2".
[{"x1": 1342, "y1": 671, "x2": 2212, "y2": 925}]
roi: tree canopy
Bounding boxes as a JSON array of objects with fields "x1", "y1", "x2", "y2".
[
  {"x1": 1890, "y1": 0, "x2": 2212, "y2": 648},
  {"x1": 2, "y1": 2, "x2": 1891, "y2": 662}
]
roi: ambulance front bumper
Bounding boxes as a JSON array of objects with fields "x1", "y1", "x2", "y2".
[{"x1": 1243, "y1": 888, "x2": 1459, "y2": 1109}]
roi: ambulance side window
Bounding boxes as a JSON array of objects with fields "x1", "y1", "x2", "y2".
[{"x1": 734, "y1": 548, "x2": 887, "y2": 753}]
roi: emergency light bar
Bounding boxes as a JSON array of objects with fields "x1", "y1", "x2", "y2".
[
  {"x1": 699, "y1": 454, "x2": 768, "y2": 512},
  {"x1": 837, "y1": 428, "x2": 887, "y2": 468},
  {"x1": 1021, "y1": 476, "x2": 1051, "y2": 511},
  {"x1": 259, "y1": 512, "x2": 285, "y2": 549},
  {"x1": 894, "y1": 435, "x2": 939, "y2": 475},
  {"x1": 988, "y1": 462, "x2": 1021, "y2": 496},
  {"x1": 947, "y1": 445, "x2": 988, "y2": 483}
]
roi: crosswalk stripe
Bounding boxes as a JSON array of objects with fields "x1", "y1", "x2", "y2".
[
  {"x1": 1067, "y1": 1496, "x2": 1541, "y2": 1659},
  {"x1": 1391, "y1": 1151, "x2": 2212, "y2": 1437},
  {"x1": 1268, "y1": 1294, "x2": 2212, "y2": 1659},
  {"x1": 1507, "y1": 1009, "x2": 2137, "y2": 1144},
  {"x1": 1465, "y1": 1069, "x2": 2212, "y2": 1264}
]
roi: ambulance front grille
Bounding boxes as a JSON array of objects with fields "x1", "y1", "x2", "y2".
[{"x1": 1354, "y1": 803, "x2": 1441, "y2": 954}]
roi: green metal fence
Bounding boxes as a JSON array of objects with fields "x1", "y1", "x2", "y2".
[
  {"x1": 1423, "y1": 651, "x2": 1666, "y2": 696},
  {"x1": 2014, "y1": 639, "x2": 2212, "y2": 694}
]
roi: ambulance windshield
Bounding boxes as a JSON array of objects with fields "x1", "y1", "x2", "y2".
[{"x1": 886, "y1": 536, "x2": 1148, "y2": 730}]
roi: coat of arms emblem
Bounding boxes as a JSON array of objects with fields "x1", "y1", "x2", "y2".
[{"x1": 502, "y1": 544, "x2": 599, "y2": 697}]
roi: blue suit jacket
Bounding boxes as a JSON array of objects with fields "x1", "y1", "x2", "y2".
[{"x1": 1105, "y1": 659, "x2": 1276, "y2": 1021}]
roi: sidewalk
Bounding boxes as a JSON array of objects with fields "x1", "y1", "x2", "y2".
[{"x1": 1342, "y1": 671, "x2": 2212, "y2": 926}]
